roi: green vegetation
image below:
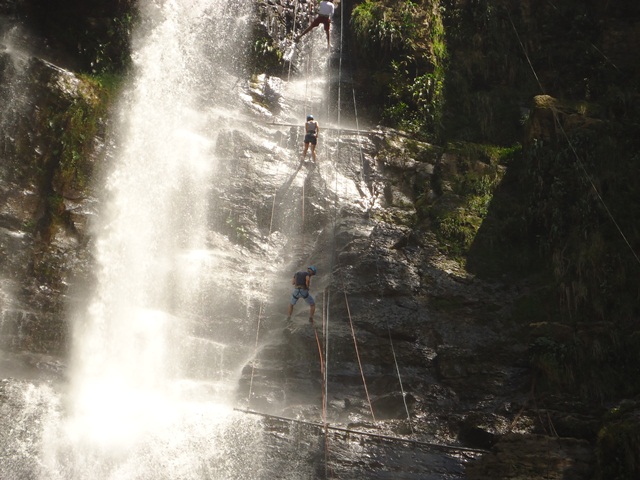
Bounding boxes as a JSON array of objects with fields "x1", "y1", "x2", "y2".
[
  {"x1": 417, "y1": 142, "x2": 518, "y2": 259},
  {"x1": 361, "y1": 8, "x2": 640, "y2": 474},
  {"x1": 250, "y1": 36, "x2": 284, "y2": 75},
  {"x1": 351, "y1": 0, "x2": 423, "y2": 56},
  {"x1": 26, "y1": 71, "x2": 124, "y2": 247},
  {"x1": 48, "y1": 74, "x2": 122, "y2": 194},
  {"x1": 24, "y1": 0, "x2": 137, "y2": 74},
  {"x1": 596, "y1": 411, "x2": 640, "y2": 480},
  {"x1": 88, "y1": 12, "x2": 136, "y2": 74},
  {"x1": 351, "y1": 0, "x2": 447, "y2": 138},
  {"x1": 224, "y1": 210, "x2": 250, "y2": 246}
]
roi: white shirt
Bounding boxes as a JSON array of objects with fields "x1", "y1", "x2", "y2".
[{"x1": 318, "y1": 1, "x2": 335, "y2": 17}]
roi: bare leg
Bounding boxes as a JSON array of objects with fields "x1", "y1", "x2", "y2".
[
  {"x1": 309, "y1": 304, "x2": 316, "y2": 320},
  {"x1": 310, "y1": 144, "x2": 317, "y2": 162},
  {"x1": 326, "y1": 30, "x2": 330, "y2": 48},
  {"x1": 297, "y1": 25, "x2": 312, "y2": 41},
  {"x1": 301, "y1": 142, "x2": 309, "y2": 160},
  {"x1": 288, "y1": 304, "x2": 293, "y2": 316}
]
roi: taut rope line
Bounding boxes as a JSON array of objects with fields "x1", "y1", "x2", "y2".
[
  {"x1": 352, "y1": 45, "x2": 413, "y2": 428},
  {"x1": 234, "y1": 407, "x2": 489, "y2": 454},
  {"x1": 286, "y1": 0, "x2": 300, "y2": 82},
  {"x1": 247, "y1": 127, "x2": 301, "y2": 403},
  {"x1": 312, "y1": 320, "x2": 327, "y2": 425},
  {"x1": 508, "y1": 10, "x2": 640, "y2": 267},
  {"x1": 340, "y1": 269, "x2": 377, "y2": 422}
]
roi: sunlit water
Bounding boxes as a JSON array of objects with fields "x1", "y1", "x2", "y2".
[
  {"x1": 32, "y1": 0, "x2": 271, "y2": 477},
  {"x1": 0, "y1": 2, "x2": 480, "y2": 477}
]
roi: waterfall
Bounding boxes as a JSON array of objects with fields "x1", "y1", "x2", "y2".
[
  {"x1": 1, "y1": 2, "x2": 487, "y2": 477},
  {"x1": 39, "y1": 1, "x2": 271, "y2": 477}
]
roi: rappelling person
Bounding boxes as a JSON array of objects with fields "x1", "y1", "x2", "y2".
[
  {"x1": 295, "y1": 0, "x2": 335, "y2": 49},
  {"x1": 287, "y1": 265, "x2": 317, "y2": 323},
  {"x1": 301, "y1": 114, "x2": 320, "y2": 163}
]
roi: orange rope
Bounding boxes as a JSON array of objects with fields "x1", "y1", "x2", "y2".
[
  {"x1": 340, "y1": 271, "x2": 376, "y2": 422},
  {"x1": 312, "y1": 322, "x2": 326, "y2": 423},
  {"x1": 313, "y1": 310, "x2": 332, "y2": 478}
]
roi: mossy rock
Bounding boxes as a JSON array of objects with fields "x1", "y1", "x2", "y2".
[{"x1": 596, "y1": 410, "x2": 640, "y2": 480}]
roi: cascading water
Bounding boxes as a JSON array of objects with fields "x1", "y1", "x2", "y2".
[
  {"x1": 1, "y1": 1, "x2": 486, "y2": 477},
  {"x1": 35, "y1": 0, "x2": 276, "y2": 478}
]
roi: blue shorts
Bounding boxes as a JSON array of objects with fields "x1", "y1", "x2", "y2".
[{"x1": 290, "y1": 288, "x2": 315, "y2": 306}]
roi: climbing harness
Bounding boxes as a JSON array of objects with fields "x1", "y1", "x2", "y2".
[{"x1": 292, "y1": 288, "x2": 309, "y2": 300}]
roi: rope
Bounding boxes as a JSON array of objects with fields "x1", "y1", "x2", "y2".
[
  {"x1": 351, "y1": 87, "x2": 366, "y2": 185},
  {"x1": 286, "y1": 0, "x2": 300, "y2": 82},
  {"x1": 544, "y1": 0, "x2": 619, "y2": 71},
  {"x1": 355, "y1": 65, "x2": 412, "y2": 429},
  {"x1": 340, "y1": 270, "x2": 377, "y2": 422},
  {"x1": 247, "y1": 303, "x2": 266, "y2": 401},
  {"x1": 386, "y1": 320, "x2": 413, "y2": 433},
  {"x1": 336, "y1": 0, "x2": 344, "y2": 127},
  {"x1": 328, "y1": 0, "x2": 376, "y2": 424},
  {"x1": 312, "y1": 320, "x2": 330, "y2": 480},
  {"x1": 247, "y1": 165, "x2": 287, "y2": 403},
  {"x1": 312, "y1": 320, "x2": 327, "y2": 425},
  {"x1": 556, "y1": 118, "x2": 640, "y2": 264},
  {"x1": 367, "y1": 223, "x2": 416, "y2": 434},
  {"x1": 233, "y1": 407, "x2": 489, "y2": 454},
  {"x1": 508, "y1": 13, "x2": 544, "y2": 93},
  {"x1": 335, "y1": 9, "x2": 413, "y2": 431},
  {"x1": 322, "y1": 9, "x2": 342, "y2": 474},
  {"x1": 296, "y1": 10, "x2": 333, "y2": 475},
  {"x1": 247, "y1": 125, "x2": 295, "y2": 403},
  {"x1": 507, "y1": 10, "x2": 640, "y2": 267},
  {"x1": 322, "y1": 288, "x2": 329, "y2": 415},
  {"x1": 268, "y1": 186, "x2": 278, "y2": 239}
]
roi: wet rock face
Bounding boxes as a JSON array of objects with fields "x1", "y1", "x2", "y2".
[
  {"x1": 0, "y1": 378, "x2": 44, "y2": 479},
  {"x1": 466, "y1": 433, "x2": 594, "y2": 480},
  {"x1": 5, "y1": 0, "x2": 635, "y2": 476},
  {"x1": 0, "y1": 1, "x2": 22, "y2": 14},
  {"x1": 222, "y1": 73, "x2": 533, "y2": 457},
  {"x1": 0, "y1": 46, "x2": 99, "y2": 357}
]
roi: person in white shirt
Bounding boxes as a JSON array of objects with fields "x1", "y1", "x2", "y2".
[{"x1": 295, "y1": 0, "x2": 335, "y2": 49}]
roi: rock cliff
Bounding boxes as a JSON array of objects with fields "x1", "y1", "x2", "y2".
[{"x1": 1, "y1": 0, "x2": 639, "y2": 478}]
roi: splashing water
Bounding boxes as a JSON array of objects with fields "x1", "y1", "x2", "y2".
[{"x1": 37, "y1": 1, "x2": 269, "y2": 477}]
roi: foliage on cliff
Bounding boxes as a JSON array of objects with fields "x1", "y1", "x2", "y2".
[
  {"x1": 350, "y1": 0, "x2": 446, "y2": 138},
  {"x1": 3, "y1": 0, "x2": 639, "y2": 474},
  {"x1": 20, "y1": 0, "x2": 136, "y2": 73},
  {"x1": 349, "y1": 2, "x2": 640, "y2": 474}
]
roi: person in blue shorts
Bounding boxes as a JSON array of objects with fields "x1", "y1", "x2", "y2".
[{"x1": 287, "y1": 266, "x2": 317, "y2": 323}]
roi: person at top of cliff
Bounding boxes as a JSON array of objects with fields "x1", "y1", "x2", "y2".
[
  {"x1": 295, "y1": 0, "x2": 335, "y2": 49},
  {"x1": 301, "y1": 114, "x2": 320, "y2": 162},
  {"x1": 287, "y1": 265, "x2": 318, "y2": 324}
]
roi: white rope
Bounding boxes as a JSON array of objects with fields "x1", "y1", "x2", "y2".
[{"x1": 508, "y1": 10, "x2": 640, "y2": 267}]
